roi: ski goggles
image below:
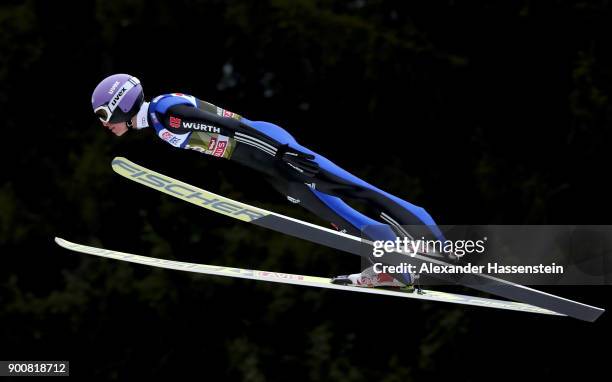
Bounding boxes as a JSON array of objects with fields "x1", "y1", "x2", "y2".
[{"x1": 94, "y1": 77, "x2": 140, "y2": 123}]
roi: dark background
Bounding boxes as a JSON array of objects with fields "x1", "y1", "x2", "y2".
[{"x1": 1, "y1": 0, "x2": 611, "y2": 380}]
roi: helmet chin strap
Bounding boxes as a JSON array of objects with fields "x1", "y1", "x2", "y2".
[{"x1": 126, "y1": 118, "x2": 134, "y2": 130}]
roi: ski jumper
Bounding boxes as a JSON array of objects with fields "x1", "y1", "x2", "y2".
[{"x1": 138, "y1": 93, "x2": 443, "y2": 281}]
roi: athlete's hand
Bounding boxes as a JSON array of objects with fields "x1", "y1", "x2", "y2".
[{"x1": 277, "y1": 145, "x2": 320, "y2": 177}]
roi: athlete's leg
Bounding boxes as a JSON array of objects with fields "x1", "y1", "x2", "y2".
[
  {"x1": 307, "y1": 188, "x2": 418, "y2": 286},
  {"x1": 264, "y1": 176, "x2": 414, "y2": 286},
  {"x1": 242, "y1": 119, "x2": 441, "y2": 236},
  {"x1": 268, "y1": 172, "x2": 417, "y2": 282},
  {"x1": 264, "y1": 175, "x2": 393, "y2": 238},
  {"x1": 241, "y1": 119, "x2": 442, "y2": 288},
  {"x1": 304, "y1": 150, "x2": 444, "y2": 240},
  {"x1": 244, "y1": 119, "x2": 442, "y2": 266}
]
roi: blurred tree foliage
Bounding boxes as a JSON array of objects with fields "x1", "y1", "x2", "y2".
[{"x1": 1, "y1": 0, "x2": 611, "y2": 380}]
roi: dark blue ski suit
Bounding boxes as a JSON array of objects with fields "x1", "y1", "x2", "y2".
[{"x1": 143, "y1": 93, "x2": 443, "y2": 282}]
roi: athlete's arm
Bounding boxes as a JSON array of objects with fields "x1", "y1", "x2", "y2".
[{"x1": 165, "y1": 104, "x2": 319, "y2": 176}]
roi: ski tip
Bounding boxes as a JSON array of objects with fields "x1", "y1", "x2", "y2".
[
  {"x1": 54, "y1": 237, "x2": 69, "y2": 247},
  {"x1": 111, "y1": 156, "x2": 129, "y2": 166}
]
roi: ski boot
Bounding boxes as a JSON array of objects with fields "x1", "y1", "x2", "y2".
[{"x1": 331, "y1": 265, "x2": 419, "y2": 291}]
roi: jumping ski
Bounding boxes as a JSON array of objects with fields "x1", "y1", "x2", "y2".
[
  {"x1": 54, "y1": 237, "x2": 562, "y2": 316},
  {"x1": 110, "y1": 157, "x2": 605, "y2": 322}
]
